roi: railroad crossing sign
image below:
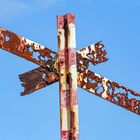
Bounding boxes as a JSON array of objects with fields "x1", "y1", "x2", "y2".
[{"x1": 0, "y1": 13, "x2": 140, "y2": 140}]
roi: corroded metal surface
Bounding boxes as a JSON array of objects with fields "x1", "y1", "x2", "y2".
[
  {"x1": 58, "y1": 14, "x2": 79, "y2": 140},
  {"x1": 58, "y1": 15, "x2": 71, "y2": 140},
  {"x1": 17, "y1": 42, "x2": 108, "y2": 96},
  {"x1": 67, "y1": 14, "x2": 79, "y2": 140},
  {"x1": 78, "y1": 69, "x2": 140, "y2": 115},
  {"x1": 1, "y1": 24, "x2": 139, "y2": 116},
  {"x1": 0, "y1": 27, "x2": 57, "y2": 67},
  {"x1": 19, "y1": 60, "x2": 59, "y2": 96},
  {"x1": 77, "y1": 41, "x2": 108, "y2": 66}
]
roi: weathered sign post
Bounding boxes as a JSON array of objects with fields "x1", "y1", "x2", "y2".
[
  {"x1": 57, "y1": 14, "x2": 79, "y2": 139},
  {"x1": 0, "y1": 13, "x2": 140, "y2": 140}
]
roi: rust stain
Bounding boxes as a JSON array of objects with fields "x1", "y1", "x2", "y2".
[
  {"x1": 0, "y1": 27, "x2": 57, "y2": 67},
  {"x1": 78, "y1": 69, "x2": 140, "y2": 115},
  {"x1": 58, "y1": 14, "x2": 79, "y2": 140},
  {"x1": 19, "y1": 60, "x2": 59, "y2": 96},
  {"x1": 77, "y1": 41, "x2": 108, "y2": 66}
]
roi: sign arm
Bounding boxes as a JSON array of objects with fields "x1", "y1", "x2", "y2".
[
  {"x1": 19, "y1": 60, "x2": 59, "y2": 96},
  {"x1": 77, "y1": 41, "x2": 108, "y2": 66},
  {"x1": 0, "y1": 27, "x2": 57, "y2": 67},
  {"x1": 78, "y1": 69, "x2": 140, "y2": 115},
  {"x1": 18, "y1": 41, "x2": 109, "y2": 96}
]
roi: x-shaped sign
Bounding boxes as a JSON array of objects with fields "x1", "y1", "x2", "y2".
[{"x1": 0, "y1": 13, "x2": 140, "y2": 140}]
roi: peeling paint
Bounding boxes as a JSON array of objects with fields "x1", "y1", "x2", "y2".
[{"x1": 58, "y1": 14, "x2": 79, "y2": 140}]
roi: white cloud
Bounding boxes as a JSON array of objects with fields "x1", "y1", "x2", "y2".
[{"x1": 0, "y1": 0, "x2": 60, "y2": 21}]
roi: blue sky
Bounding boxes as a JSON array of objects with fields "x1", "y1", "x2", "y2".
[{"x1": 0, "y1": 0, "x2": 140, "y2": 140}]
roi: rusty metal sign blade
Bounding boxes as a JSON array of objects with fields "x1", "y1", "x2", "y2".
[
  {"x1": 77, "y1": 41, "x2": 108, "y2": 66},
  {"x1": 0, "y1": 27, "x2": 57, "y2": 67},
  {"x1": 78, "y1": 70, "x2": 140, "y2": 115},
  {"x1": 19, "y1": 62, "x2": 59, "y2": 96}
]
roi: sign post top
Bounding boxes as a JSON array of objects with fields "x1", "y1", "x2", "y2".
[{"x1": 57, "y1": 13, "x2": 75, "y2": 28}]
